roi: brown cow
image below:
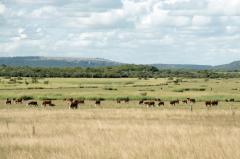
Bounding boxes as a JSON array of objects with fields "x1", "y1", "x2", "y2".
[
  {"x1": 189, "y1": 99, "x2": 196, "y2": 103},
  {"x1": 211, "y1": 101, "x2": 218, "y2": 106},
  {"x1": 170, "y1": 101, "x2": 176, "y2": 106},
  {"x1": 5, "y1": 98, "x2": 11, "y2": 105},
  {"x1": 95, "y1": 100, "x2": 101, "y2": 106},
  {"x1": 144, "y1": 101, "x2": 155, "y2": 107},
  {"x1": 42, "y1": 100, "x2": 52, "y2": 107},
  {"x1": 170, "y1": 100, "x2": 179, "y2": 106},
  {"x1": 124, "y1": 98, "x2": 130, "y2": 103},
  {"x1": 205, "y1": 101, "x2": 212, "y2": 107},
  {"x1": 139, "y1": 100, "x2": 145, "y2": 105},
  {"x1": 15, "y1": 98, "x2": 23, "y2": 104},
  {"x1": 182, "y1": 100, "x2": 188, "y2": 104},
  {"x1": 69, "y1": 100, "x2": 79, "y2": 109}
]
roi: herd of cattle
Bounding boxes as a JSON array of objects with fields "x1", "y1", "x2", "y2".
[{"x1": 3, "y1": 97, "x2": 236, "y2": 109}]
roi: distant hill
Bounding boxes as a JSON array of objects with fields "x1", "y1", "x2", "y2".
[
  {"x1": 0, "y1": 56, "x2": 240, "y2": 71},
  {"x1": 152, "y1": 64, "x2": 213, "y2": 70},
  {"x1": 0, "y1": 56, "x2": 122, "y2": 68},
  {"x1": 214, "y1": 61, "x2": 240, "y2": 71}
]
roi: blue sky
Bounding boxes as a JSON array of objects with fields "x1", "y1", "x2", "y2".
[{"x1": 0, "y1": 0, "x2": 240, "y2": 65}]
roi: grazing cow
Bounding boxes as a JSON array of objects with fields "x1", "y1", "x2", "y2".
[
  {"x1": 225, "y1": 99, "x2": 229, "y2": 102},
  {"x1": 27, "y1": 101, "x2": 38, "y2": 106},
  {"x1": 139, "y1": 100, "x2": 144, "y2": 105},
  {"x1": 145, "y1": 101, "x2": 155, "y2": 107},
  {"x1": 175, "y1": 99, "x2": 180, "y2": 104},
  {"x1": 170, "y1": 101, "x2": 176, "y2": 106},
  {"x1": 143, "y1": 101, "x2": 155, "y2": 107},
  {"x1": 42, "y1": 100, "x2": 52, "y2": 107},
  {"x1": 211, "y1": 101, "x2": 218, "y2": 106},
  {"x1": 170, "y1": 99, "x2": 180, "y2": 106},
  {"x1": 182, "y1": 100, "x2": 188, "y2": 104},
  {"x1": 189, "y1": 99, "x2": 196, "y2": 103},
  {"x1": 205, "y1": 101, "x2": 212, "y2": 107},
  {"x1": 69, "y1": 100, "x2": 79, "y2": 109},
  {"x1": 5, "y1": 98, "x2": 11, "y2": 105},
  {"x1": 158, "y1": 101, "x2": 164, "y2": 106},
  {"x1": 229, "y1": 98, "x2": 235, "y2": 102},
  {"x1": 205, "y1": 100, "x2": 219, "y2": 107},
  {"x1": 124, "y1": 98, "x2": 130, "y2": 103},
  {"x1": 15, "y1": 98, "x2": 23, "y2": 104},
  {"x1": 95, "y1": 100, "x2": 101, "y2": 106}
]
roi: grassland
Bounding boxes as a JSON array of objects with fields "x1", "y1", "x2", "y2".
[
  {"x1": 0, "y1": 77, "x2": 240, "y2": 159},
  {"x1": 0, "y1": 77, "x2": 240, "y2": 101},
  {"x1": 0, "y1": 109, "x2": 239, "y2": 159}
]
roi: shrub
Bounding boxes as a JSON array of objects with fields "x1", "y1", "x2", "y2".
[{"x1": 20, "y1": 95, "x2": 34, "y2": 100}]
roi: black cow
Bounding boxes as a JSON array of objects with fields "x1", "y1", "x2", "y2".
[
  {"x1": 158, "y1": 101, "x2": 164, "y2": 106},
  {"x1": 27, "y1": 101, "x2": 38, "y2": 106}
]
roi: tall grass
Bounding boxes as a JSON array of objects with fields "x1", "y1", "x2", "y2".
[{"x1": 0, "y1": 109, "x2": 239, "y2": 159}]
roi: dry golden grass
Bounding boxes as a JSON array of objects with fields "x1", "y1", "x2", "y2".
[{"x1": 0, "y1": 108, "x2": 239, "y2": 159}]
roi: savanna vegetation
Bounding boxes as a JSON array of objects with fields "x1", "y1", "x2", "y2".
[
  {"x1": 0, "y1": 67, "x2": 240, "y2": 159},
  {"x1": 1, "y1": 64, "x2": 240, "y2": 78}
]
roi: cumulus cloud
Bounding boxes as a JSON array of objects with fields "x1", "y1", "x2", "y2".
[{"x1": 1, "y1": 0, "x2": 240, "y2": 64}]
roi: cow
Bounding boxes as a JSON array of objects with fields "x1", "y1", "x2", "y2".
[
  {"x1": 143, "y1": 101, "x2": 155, "y2": 107},
  {"x1": 182, "y1": 100, "x2": 188, "y2": 104},
  {"x1": 5, "y1": 98, "x2": 11, "y2": 105},
  {"x1": 170, "y1": 101, "x2": 176, "y2": 106},
  {"x1": 225, "y1": 99, "x2": 229, "y2": 102},
  {"x1": 27, "y1": 101, "x2": 38, "y2": 106},
  {"x1": 170, "y1": 100, "x2": 179, "y2": 106},
  {"x1": 95, "y1": 100, "x2": 101, "y2": 106},
  {"x1": 42, "y1": 100, "x2": 52, "y2": 107},
  {"x1": 139, "y1": 100, "x2": 144, "y2": 105},
  {"x1": 158, "y1": 101, "x2": 164, "y2": 106},
  {"x1": 205, "y1": 101, "x2": 212, "y2": 107},
  {"x1": 189, "y1": 99, "x2": 196, "y2": 103},
  {"x1": 205, "y1": 100, "x2": 219, "y2": 107},
  {"x1": 69, "y1": 100, "x2": 79, "y2": 109},
  {"x1": 15, "y1": 98, "x2": 23, "y2": 104},
  {"x1": 229, "y1": 98, "x2": 235, "y2": 102},
  {"x1": 211, "y1": 101, "x2": 218, "y2": 106},
  {"x1": 124, "y1": 98, "x2": 130, "y2": 103}
]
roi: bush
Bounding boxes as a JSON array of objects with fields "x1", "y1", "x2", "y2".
[{"x1": 20, "y1": 95, "x2": 34, "y2": 100}]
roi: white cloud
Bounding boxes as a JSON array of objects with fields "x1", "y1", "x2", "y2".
[
  {"x1": 31, "y1": 6, "x2": 59, "y2": 18},
  {"x1": 0, "y1": 2, "x2": 6, "y2": 15},
  {"x1": 1, "y1": 0, "x2": 240, "y2": 64},
  {"x1": 192, "y1": 16, "x2": 211, "y2": 26},
  {"x1": 208, "y1": 0, "x2": 240, "y2": 15}
]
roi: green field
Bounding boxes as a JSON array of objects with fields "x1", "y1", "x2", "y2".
[{"x1": 0, "y1": 77, "x2": 240, "y2": 101}]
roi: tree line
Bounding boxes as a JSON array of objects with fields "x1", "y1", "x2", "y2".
[{"x1": 0, "y1": 64, "x2": 239, "y2": 78}]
